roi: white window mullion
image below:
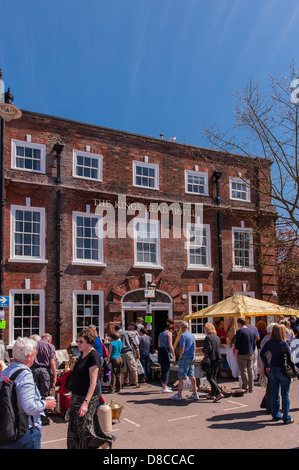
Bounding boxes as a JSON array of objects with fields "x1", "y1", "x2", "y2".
[
  {"x1": 72, "y1": 211, "x2": 104, "y2": 265},
  {"x1": 11, "y1": 139, "x2": 46, "y2": 173},
  {"x1": 73, "y1": 291, "x2": 104, "y2": 342},
  {"x1": 133, "y1": 161, "x2": 159, "y2": 190},
  {"x1": 188, "y1": 292, "x2": 212, "y2": 339},
  {"x1": 185, "y1": 170, "x2": 208, "y2": 196},
  {"x1": 10, "y1": 205, "x2": 46, "y2": 262},
  {"x1": 133, "y1": 218, "x2": 161, "y2": 268},
  {"x1": 187, "y1": 223, "x2": 211, "y2": 269},
  {"x1": 9, "y1": 289, "x2": 45, "y2": 345},
  {"x1": 73, "y1": 150, "x2": 103, "y2": 182},
  {"x1": 229, "y1": 177, "x2": 251, "y2": 202},
  {"x1": 232, "y1": 227, "x2": 254, "y2": 271}
]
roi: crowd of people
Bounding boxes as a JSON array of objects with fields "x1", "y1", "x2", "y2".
[{"x1": 1, "y1": 313, "x2": 299, "y2": 449}]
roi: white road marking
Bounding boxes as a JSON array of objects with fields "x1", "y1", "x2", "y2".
[
  {"x1": 42, "y1": 428, "x2": 121, "y2": 445},
  {"x1": 123, "y1": 418, "x2": 140, "y2": 427},
  {"x1": 223, "y1": 400, "x2": 248, "y2": 411},
  {"x1": 42, "y1": 438, "x2": 67, "y2": 445},
  {"x1": 168, "y1": 415, "x2": 198, "y2": 422}
]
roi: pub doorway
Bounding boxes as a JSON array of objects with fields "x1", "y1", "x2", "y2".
[{"x1": 122, "y1": 289, "x2": 173, "y2": 349}]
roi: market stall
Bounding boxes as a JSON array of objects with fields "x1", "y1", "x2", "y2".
[{"x1": 173, "y1": 294, "x2": 299, "y2": 377}]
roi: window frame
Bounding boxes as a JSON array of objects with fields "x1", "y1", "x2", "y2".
[
  {"x1": 229, "y1": 177, "x2": 251, "y2": 202},
  {"x1": 72, "y1": 211, "x2": 105, "y2": 266},
  {"x1": 133, "y1": 218, "x2": 162, "y2": 268},
  {"x1": 188, "y1": 292, "x2": 213, "y2": 339},
  {"x1": 186, "y1": 223, "x2": 212, "y2": 270},
  {"x1": 11, "y1": 139, "x2": 46, "y2": 174},
  {"x1": 232, "y1": 227, "x2": 255, "y2": 271},
  {"x1": 73, "y1": 149, "x2": 103, "y2": 182},
  {"x1": 8, "y1": 289, "x2": 45, "y2": 347},
  {"x1": 10, "y1": 205, "x2": 46, "y2": 263},
  {"x1": 185, "y1": 170, "x2": 209, "y2": 196},
  {"x1": 72, "y1": 290, "x2": 104, "y2": 343},
  {"x1": 133, "y1": 160, "x2": 159, "y2": 190}
]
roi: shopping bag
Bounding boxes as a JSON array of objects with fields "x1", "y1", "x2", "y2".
[{"x1": 137, "y1": 359, "x2": 144, "y2": 376}]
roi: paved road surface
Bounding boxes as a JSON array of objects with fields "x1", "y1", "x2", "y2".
[{"x1": 41, "y1": 377, "x2": 299, "y2": 452}]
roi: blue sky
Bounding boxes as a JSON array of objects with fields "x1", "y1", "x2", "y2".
[{"x1": 0, "y1": 0, "x2": 298, "y2": 147}]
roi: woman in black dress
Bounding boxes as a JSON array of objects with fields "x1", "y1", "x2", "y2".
[
  {"x1": 202, "y1": 322, "x2": 223, "y2": 402},
  {"x1": 67, "y1": 328, "x2": 115, "y2": 449}
]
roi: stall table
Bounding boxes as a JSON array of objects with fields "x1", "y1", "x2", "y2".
[{"x1": 220, "y1": 346, "x2": 239, "y2": 378}]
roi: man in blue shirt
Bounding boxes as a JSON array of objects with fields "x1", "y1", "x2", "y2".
[
  {"x1": 235, "y1": 318, "x2": 258, "y2": 393},
  {"x1": 170, "y1": 321, "x2": 198, "y2": 400}
]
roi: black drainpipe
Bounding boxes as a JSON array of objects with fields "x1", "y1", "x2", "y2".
[
  {"x1": 53, "y1": 143, "x2": 64, "y2": 349},
  {"x1": 214, "y1": 171, "x2": 223, "y2": 301}
]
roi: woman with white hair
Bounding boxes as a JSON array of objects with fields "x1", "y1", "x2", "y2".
[{"x1": 0, "y1": 337, "x2": 56, "y2": 449}]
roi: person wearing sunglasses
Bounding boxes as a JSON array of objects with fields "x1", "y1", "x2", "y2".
[{"x1": 67, "y1": 328, "x2": 115, "y2": 449}]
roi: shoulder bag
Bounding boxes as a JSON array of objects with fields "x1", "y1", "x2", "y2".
[
  {"x1": 200, "y1": 356, "x2": 211, "y2": 374},
  {"x1": 281, "y1": 343, "x2": 299, "y2": 379}
]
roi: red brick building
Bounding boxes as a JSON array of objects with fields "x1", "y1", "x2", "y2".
[{"x1": 1, "y1": 109, "x2": 277, "y2": 351}]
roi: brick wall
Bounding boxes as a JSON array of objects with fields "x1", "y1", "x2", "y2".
[{"x1": 2, "y1": 110, "x2": 277, "y2": 349}]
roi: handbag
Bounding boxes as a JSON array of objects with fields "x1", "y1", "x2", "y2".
[
  {"x1": 200, "y1": 356, "x2": 211, "y2": 373},
  {"x1": 281, "y1": 343, "x2": 299, "y2": 378},
  {"x1": 168, "y1": 352, "x2": 174, "y2": 363}
]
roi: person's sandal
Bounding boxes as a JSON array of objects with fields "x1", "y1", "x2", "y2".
[{"x1": 213, "y1": 393, "x2": 224, "y2": 402}]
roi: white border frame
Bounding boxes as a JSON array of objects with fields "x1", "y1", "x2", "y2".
[
  {"x1": 133, "y1": 218, "x2": 162, "y2": 269},
  {"x1": 73, "y1": 149, "x2": 103, "y2": 182},
  {"x1": 232, "y1": 227, "x2": 255, "y2": 272},
  {"x1": 9, "y1": 205, "x2": 47, "y2": 263},
  {"x1": 8, "y1": 289, "x2": 45, "y2": 347},
  {"x1": 229, "y1": 177, "x2": 251, "y2": 202},
  {"x1": 133, "y1": 160, "x2": 159, "y2": 190},
  {"x1": 11, "y1": 139, "x2": 46, "y2": 174},
  {"x1": 186, "y1": 223, "x2": 212, "y2": 270},
  {"x1": 72, "y1": 211, "x2": 105, "y2": 266},
  {"x1": 188, "y1": 291, "x2": 213, "y2": 339},
  {"x1": 72, "y1": 290, "x2": 104, "y2": 343},
  {"x1": 185, "y1": 169, "x2": 209, "y2": 196}
]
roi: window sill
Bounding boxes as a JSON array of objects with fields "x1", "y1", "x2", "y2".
[
  {"x1": 230, "y1": 198, "x2": 251, "y2": 203},
  {"x1": 232, "y1": 267, "x2": 256, "y2": 273},
  {"x1": 11, "y1": 167, "x2": 46, "y2": 175},
  {"x1": 186, "y1": 266, "x2": 214, "y2": 271},
  {"x1": 185, "y1": 191, "x2": 209, "y2": 197},
  {"x1": 72, "y1": 175, "x2": 103, "y2": 183},
  {"x1": 132, "y1": 264, "x2": 163, "y2": 270},
  {"x1": 132, "y1": 184, "x2": 159, "y2": 191},
  {"x1": 71, "y1": 261, "x2": 107, "y2": 267},
  {"x1": 8, "y1": 258, "x2": 48, "y2": 264}
]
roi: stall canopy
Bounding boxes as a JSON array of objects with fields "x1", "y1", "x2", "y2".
[
  {"x1": 173, "y1": 294, "x2": 299, "y2": 349},
  {"x1": 184, "y1": 294, "x2": 299, "y2": 321}
]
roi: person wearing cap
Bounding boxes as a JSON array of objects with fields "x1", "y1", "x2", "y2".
[
  {"x1": 136, "y1": 317, "x2": 144, "y2": 333},
  {"x1": 128, "y1": 323, "x2": 140, "y2": 348}
]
